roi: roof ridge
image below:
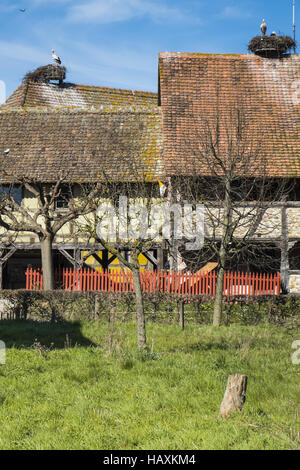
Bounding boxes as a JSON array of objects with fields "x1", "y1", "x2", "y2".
[
  {"x1": 159, "y1": 51, "x2": 300, "y2": 60},
  {"x1": 26, "y1": 79, "x2": 157, "y2": 95}
]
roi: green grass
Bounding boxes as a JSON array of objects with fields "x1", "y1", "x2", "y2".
[{"x1": 0, "y1": 319, "x2": 299, "y2": 450}]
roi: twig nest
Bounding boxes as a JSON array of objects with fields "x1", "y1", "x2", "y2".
[
  {"x1": 248, "y1": 35, "x2": 296, "y2": 57},
  {"x1": 23, "y1": 64, "x2": 66, "y2": 84}
]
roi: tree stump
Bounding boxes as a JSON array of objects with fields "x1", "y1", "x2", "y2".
[{"x1": 220, "y1": 374, "x2": 248, "y2": 418}]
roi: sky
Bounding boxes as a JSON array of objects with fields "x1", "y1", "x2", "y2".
[{"x1": 0, "y1": 0, "x2": 297, "y2": 99}]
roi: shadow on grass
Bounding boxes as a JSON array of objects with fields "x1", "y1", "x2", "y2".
[{"x1": 0, "y1": 319, "x2": 96, "y2": 349}]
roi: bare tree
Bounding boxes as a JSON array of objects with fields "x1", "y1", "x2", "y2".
[
  {"x1": 171, "y1": 96, "x2": 292, "y2": 326},
  {"x1": 0, "y1": 176, "x2": 101, "y2": 290},
  {"x1": 78, "y1": 177, "x2": 167, "y2": 351}
]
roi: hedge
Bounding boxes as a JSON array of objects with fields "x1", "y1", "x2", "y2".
[{"x1": 0, "y1": 290, "x2": 300, "y2": 326}]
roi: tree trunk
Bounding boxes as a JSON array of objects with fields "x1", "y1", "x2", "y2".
[
  {"x1": 213, "y1": 265, "x2": 225, "y2": 326},
  {"x1": 220, "y1": 374, "x2": 248, "y2": 418},
  {"x1": 132, "y1": 266, "x2": 147, "y2": 351},
  {"x1": 0, "y1": 262, "x2": 3, "y2": 290},
  {"x1": 213, "y1": 177, "x2": 231, "y2": 327},
  {"x1": 280, "y1": 204, "x2": 289, "y2": 293},
  {"x1": 40, "y1": 235, "x2": 54, "y2": 290}
]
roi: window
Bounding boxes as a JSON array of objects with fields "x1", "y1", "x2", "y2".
[
  {"x1": 0, "y1": 185, "x2": 22, "y2": 206},
  {"x1": 55, "y1": 187, "x2": 70, "y2": 210}
]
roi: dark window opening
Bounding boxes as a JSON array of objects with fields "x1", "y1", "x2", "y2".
[
  {"x1": 0, "y1": 185, "x2": 22, "y2": 206},
  {"x1": 55, "y1": 187, "x2": 70, "y2": 209}
]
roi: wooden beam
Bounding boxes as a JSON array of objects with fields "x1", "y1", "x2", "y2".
[
  {"x1": 142, "y1": 250, "x2": 158, "y2": 267},
  {"x1": 157, "y1": 248, "x2": 164, "y2": 270},
  {"x1": 91, "y1": 252, "x2": 117, "y2": 269},
  {"x1": 108, "y1": 254, "x2": 117, "y2": 265},
  {"x1": 0, "y1": 247, "x2": 17, "y2": 265},
  {"x1": 91, "y1": 252, "x2": 104, "y2": 268},
  {"x1": 0, "y1": 246, "x2": 17, "y2": 290},
  {"x1": 1, "y1": 247, "x2": 17, "y2": 264},
  {"x1": 58, "y1": 248, "x2": 77, "y2": 267}
]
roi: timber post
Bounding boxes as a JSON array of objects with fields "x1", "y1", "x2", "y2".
[
  {"x1": 0, "y1": 247, "x2": 17, "y2": 290},
  {"x1": 178, "y1": 301, "x2": 185, "y2": 330}
]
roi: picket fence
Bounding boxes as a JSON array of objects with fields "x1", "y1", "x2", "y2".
[{"x1": 25, "y1": 267, "x2": 281, "y2": 297}]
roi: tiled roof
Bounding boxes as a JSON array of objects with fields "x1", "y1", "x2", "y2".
[
  {"x1": 0, "y1": 106, "x2": 163, "y2": 182},
  {"x1": 159, "y1": 53, "x2": 300, "y2": 177},
  {"x1": 4, "y1": 81, "x2": 158, "y2": 108}
]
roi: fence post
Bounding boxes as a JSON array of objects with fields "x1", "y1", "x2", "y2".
[
  {"x1": 178, "y1": 301, "x2": 184, "y2": 330},
  {"x1": 94, "y1": 294, "x2": 101, "y2": 319}
]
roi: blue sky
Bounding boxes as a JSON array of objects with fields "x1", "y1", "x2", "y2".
[{"x1": 0, "y1": 0, "x2": 297, "y2": 98}]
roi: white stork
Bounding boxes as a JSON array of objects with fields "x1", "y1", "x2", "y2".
[
  {"x1": 261, "y1": 19, "x2": 267, "y2": 36},
  {"x1": 158, "y1": 181, "x2": 167, "y2": 197},
  {"x1": 51, "y1": 49, "x2": 61, "y2": 65}
]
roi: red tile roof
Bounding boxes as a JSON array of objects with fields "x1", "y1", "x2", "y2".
[
  {"x1": 0, "y1": 106, "x2": 163, "y2": 183},
  {"x1": 159, "y1": 53, "x2": 300, "y2": 177}
]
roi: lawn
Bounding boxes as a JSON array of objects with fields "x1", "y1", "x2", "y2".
[{"x1": 0, "y1": 319, "x2": 299, "y2": 450}]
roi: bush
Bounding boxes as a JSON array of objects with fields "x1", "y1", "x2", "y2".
[{"x1": 0, "y1": 290, "x2": 299, "y2": 326}]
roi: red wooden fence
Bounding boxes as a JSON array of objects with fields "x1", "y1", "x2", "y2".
[{"x1": 25, "y1": 267, "x2": 281, "y2": 297}]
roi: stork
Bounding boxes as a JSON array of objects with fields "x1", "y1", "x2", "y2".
[
  {"x1": 51, "y1": 49, "x2": 61, "y2": 65},
  {"x1": 261, "y1": 19, "x2": 267, "y2": 36},
  {"x1": 158, "y1": 181, "x2": 167, "y2": 197}
]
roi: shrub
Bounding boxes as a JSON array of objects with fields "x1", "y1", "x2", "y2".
[{"x1": 0, "y1": 290, "x2": 299, "y2": 326}]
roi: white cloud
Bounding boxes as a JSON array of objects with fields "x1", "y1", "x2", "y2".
[
  {"x1": 67, "y1": 0, "x2": 192, "y2": 24},
  {"x1": 0, "y1": 41, "x2": 48, "y2": 64}
]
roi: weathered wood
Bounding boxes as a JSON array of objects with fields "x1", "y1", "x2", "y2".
[
  {"x1": 0, "y1": 243, "x2": 105, "y2": 253},
  {"x1": 220, "y1": 374, "x2": 248, "y2": 418},
  {"x1": 92, "y1": 250, "x2": 117, "y2": 269},
  {"x1": 142, "y1": 250, "x2": 158, "y2": 267},
  {"x1": 157, "y1": 247, "x2": 164, "y2": 270},
  {"x1": 58, "y1": 248, "x2": 77, "y2": 267},
  {"x1": 94, "y1": 294, "x2": 101, "y2": 319},
  {"x1": 0, "y1": 247, "x2": 17, "y2": 290},
  {"x1": 178, "y1": 301, "x2": 184, "y2": 330},
  {"x1": 1, "y1": 247, "x2": 17, "y2": 263}
]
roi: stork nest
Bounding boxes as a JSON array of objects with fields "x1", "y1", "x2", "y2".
[
  {"x1": 23, "y1": 64, "x2": 66, "y2": 84},
  {"x1": 248, "y1": 35, "x2": 296, "y2": 57}
]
